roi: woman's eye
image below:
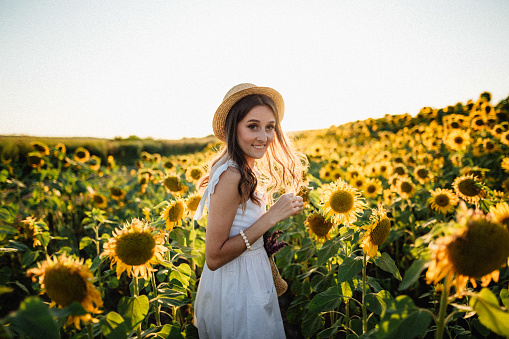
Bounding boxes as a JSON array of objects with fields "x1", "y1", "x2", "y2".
[
  {"x1": 248, "y1": 124, "x2": 258, "y2": 130},
  {"x1": 266, "y1": 125, "x2": 275, "y2": 131}
]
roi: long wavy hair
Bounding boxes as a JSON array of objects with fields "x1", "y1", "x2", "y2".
[{"x1": 198, "y1": 94, "x2": 307, "y2": 207}]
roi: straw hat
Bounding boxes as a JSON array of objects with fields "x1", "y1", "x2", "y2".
[{"x1": 213, "y1": 83, "x2": 285, "y2": 141}]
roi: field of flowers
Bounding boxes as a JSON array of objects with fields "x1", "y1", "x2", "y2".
[{"x1": 1, "y1": 91, "x2": 509, "y2": 339}]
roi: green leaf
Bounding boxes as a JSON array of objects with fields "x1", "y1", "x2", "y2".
[
  {"x1": 470, "y1": 288, "x2": 509, "y2": 337},
  {"x1": 0, "y1": 224, "x2": 17, "y2": 234},
  {"x1": 398, "y1": 258, "x2": 429, "y2": 290},
  {"x1": 295, "y1": 237, "x2": 316, "y2": 262},
  {"x1": 7, "y1": 296, "x2": 59, "y2": 339},
  {"x1": 336, "y1": 256, "x2": 363, "y2": 283},
  {"x1": 99, "y1": 312, "x2": 128, "y2": 339},
  {"x1": 500, "y1": 289, "x2": 509, "y2": 310},
  {"x1": 21, "y1": 250, "x2": 40, "y2": 267},
  {"x1": 374, "y1": 252, "x2": 402, "y2": 281},
  {"x1": 153, "y1": 323, "x2": 185, "y2": 339},
  {"x1": 308, "y1": 285, "x2": 343, "y2": 313},
  {"x1": 118, "y1": 295, "x2": 149, "y2": 332},
  {"x1": 316, "y1": 239, "x2": 341, "y2": 266},
  {"x1": 317, "y1": 318, "x2": 343, "y2": 338},
  {"x1": 302, "y1": 311, "x2": 325, "y2": 338},
  {"x1": 35, "y1": 231, "x2": 51, "y2": 248},
  {"x1": 79, "y1": 236, "x2": 95, "y2": 250},
  {"x1": 169, "y1": 263, "x2": 192, "y2": 289},
  {"x1": 365, "y1": 290, "x2": 393, "y2": 316},
  {"x1": 376, "y1": 295, "x2": 431, "y2": 339}
]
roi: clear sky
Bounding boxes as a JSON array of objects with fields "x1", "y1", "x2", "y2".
[{"x1": 1, "y1": 0, "x2": 508, "y2": 140}]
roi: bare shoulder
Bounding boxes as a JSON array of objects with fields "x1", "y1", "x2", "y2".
[{"x1": 215, "y1": 167, "x2": 241, "y2": 192}]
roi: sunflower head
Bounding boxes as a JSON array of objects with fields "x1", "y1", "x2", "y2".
[
  {"x1": 162, "y1": 198, "x2": 185, "y2": 231},
  {"x1": 306, "y1": 213, "x2": 334, "y2": 243},
  {"x1": 27, "y1": 152, "x2": 45, "y2": 168},
  {"x1": 74, "y1": 147, "x2": 90, "y2": 163},
  {"x1": 452, "y1": 174, "x2": 487, "y2": 204},
  {"x1": 92, "y1": 193, "x2": 108, "y2": 209},
  {"x1": 31, "y1": 142, "x2": 50, "y2": 155},
  {"x1": 27, "y1": 254, "x2": 103, "y2": 329},
  {"x1": 428, "y1": 188, "x2": 459, "y2": 215},
  {"x1": 186, "y1": 193, "x2": 202, "y2": 213},
  {"x1": 110, "y1": 187, "x2": 126, "y2": 201},
  {"x1": 445, "y1": 129, "x2": 471, "y2": 151},
  {"x1": 101, "y1": 218, "x2": 167, "y2": 279},
  {"x1": 392, "y1": 177, "x2": 416, "y2": 199},
  {"x1": 163, "y1": 175, "x2": 188, "y2": 194},
  {"x1": 318, "y1": 179, "x2": 367, "y2": 226},
  {"x1": 363, "y1": 178, "x2": 382, "y2": 199},
  {"x1": 426, "y1": 205, "x2": 509, "y2": 295},
  {"x1": 360, "y1": 205, "x2": 391, "y2": 258}
]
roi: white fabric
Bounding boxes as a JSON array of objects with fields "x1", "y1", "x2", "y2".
[{"x1": 193, "y1": 159, "x2": 286, "y2": 339}]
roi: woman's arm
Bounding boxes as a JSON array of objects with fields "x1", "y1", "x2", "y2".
[{"x1": 205, "y1": 168, "x2": 303, "y2": 271}]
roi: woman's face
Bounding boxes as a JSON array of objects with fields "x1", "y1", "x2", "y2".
[{"x1": 236, "y1": 105, "x2": 276, "y2": 167}]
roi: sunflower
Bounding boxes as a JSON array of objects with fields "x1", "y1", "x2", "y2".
[
  {"x1": 31, "y1": 141, "x2": 50, "y2": 155},
  {"x1": 445, "y1": 129, "x2": 471, "y2": 152},
  {"x1": 351, "y1": 176, "x2": 366, "y2": 191},
  {"x1": 360, "y1": 205, "x2": 391, "y2": 258},
  {"x1": 74, "y1": 147, "x2": 90, "y2": 163},
  {"x1": 187, "y1": 166, "x2": 204, "y2": 182},
  {"x1": 470, "y1": 116, "x2": 486, "y2": 131},
  {"x1": 88, "y1": 155, "x2": 101, "y2": 171},
  {"x1": 140, "y1": 151, "x2": 152, "y2": 162},
  {"x1": 392, "y1": 177, "x2": 416, "y2": 199},
  {"x1": 163, "y1": 175, "x2": 188, "y2": 194},
  {"x1": 428, "y1": 188, "x2": 459, "y2": 215},
  {"x1": 363, "y1": 178, "x2": 383, "y2": 199},
  {"x1": 500, "y1": 130, "x2": 509, "y2": 146},
  {"x1": 306, "y1": 213, "x2": 334, "y2": 243},
  {"x1": 489, "y1": 202, "x2": 509, "y2": 228},
  {"x1": 27, "y1": 254, "x2": 103, "y2": 329},
  {"x1": 376, "y1": 161, "x2": 392, "y2": 178},
  {"x1": 185, "y1": 193, "x2": 202, "y2": 215},
  {"x1": 107, "y1": 155, "x2": 116, "y2": 169},
  {"x1": 501, "y1": 157, "x2": 509, "y2": 172},
  {"x1": 162, "y1": 198, "x2": 185, "y2": 231},
  {"x1": 392, "y1": 163, "x2": 407, "y2": 177},
  {"x1": 27, "y1": 152, "x2": 45, "y2": 168},
  {"x1": 92, "y1": 193, "x2": 108, "y2": 209},
  {"x1": 163, "y1": 160, "x2": 175, "y2": 170},
  {"x1": 344, "y1": 164, "x2": 364, "y2": 182},
  {"x1": 20, "y1": 216, "x2": 43, "y2": 247},
  {"x1": 426, "y1": 206, "x2": 509, "y2": 295},
  {"x1": 318, "y1": 179, "x2": 367, "y2": 226},
  {"x1": 110, "y1": 187, "x2": 126, "y2": 201},
  {"x1": 452, "y1": 174, "x2": 487, "y2": 204},
  {"x1": 414, "y1": 165, "x2": 432, "y2": 185},
  {"x1": 101, "y1": 218, "x2": 168, "y2": 279}
]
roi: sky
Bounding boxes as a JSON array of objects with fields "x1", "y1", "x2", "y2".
[{"x1": 1, "y1": 0, "x2": 509, "y2": 140}]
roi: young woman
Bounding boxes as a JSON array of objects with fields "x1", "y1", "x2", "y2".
[{"x1": 193, "y1": 83, "x2": 307, "y2": 338}]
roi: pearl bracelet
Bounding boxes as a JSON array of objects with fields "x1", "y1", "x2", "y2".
[{"x1": 239, "y1": 230, "x2": 252, "y2": 251}]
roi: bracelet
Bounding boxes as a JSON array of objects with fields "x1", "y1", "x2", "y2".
[{"x1": 239, "y1": 230, "x2": 252, "y2": 251}]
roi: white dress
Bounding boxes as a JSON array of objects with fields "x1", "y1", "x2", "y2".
[{"x1": 193, "y1": 160, "x2": 286, "y2": 339}]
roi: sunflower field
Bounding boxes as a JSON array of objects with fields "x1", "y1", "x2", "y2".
[{"x1": 1, "y1": 91, "x2": 509, "y2": 339}]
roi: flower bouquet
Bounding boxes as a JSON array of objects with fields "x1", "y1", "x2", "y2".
[{"x1": 264, "y1": 230, "x2": 289, "y2": 296}]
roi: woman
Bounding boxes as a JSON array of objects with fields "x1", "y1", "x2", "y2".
[{"x1": 193, "y1": 83, "x2": 307, "y2": 338}]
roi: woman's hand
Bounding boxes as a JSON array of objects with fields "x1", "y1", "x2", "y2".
[{"x1": 267, "y1": 192, "x2": 304, "y2": 224}]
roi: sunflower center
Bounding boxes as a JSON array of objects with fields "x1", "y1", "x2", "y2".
[
  {"x1": 190, "y1": 168, "x2": 202, "y2": 180},
  {"x1": 434, "y1": 194, "x2": 450, "y2": 207},
  {"x1": 43, "y1": 267, "x2": 88, "y2": 307},
  {"x1": 167, "y1": 201, "x2": 185, "y2": 221},
  {"x1": 400, "y1": 182, "x2": 413, "y2": 193},
  {"x1": 447, "y1": 219, "x2": 509, "y2": 278},
  {"x1": 115, "y1": 232, "x2": 156, "y2": 266},
  {"x1": 454, "y1": 136, "x2": 464, "y2": 144},
  {"x1": 416, "y1": 168, "x2": 428, "y2": 179},
  {"x1": 367, "y1": 185, "x2": 376, "y2": 194},
  {"x1": 457, "y1": 178, "x2": 481, "y2": 197},
  {"x1": 370, "y1": 217, "x2": 391, "y2": 245},
  {"x1": 329, "y1": 190, "x2": 354, "y2": 213},
  {"x1": 164, "y1": 177, "x2": 182, "y2": 192},
  {"x1": 394, "y1": 167, "x2": 406, "y2": 175},
  {"x1": 308, "y1": 214, "x2": 333, "y2": 237}
]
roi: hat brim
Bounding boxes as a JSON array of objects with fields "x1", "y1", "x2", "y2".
[{"x1": 213, "y1": 86, "x2": 285, "y2": 142}]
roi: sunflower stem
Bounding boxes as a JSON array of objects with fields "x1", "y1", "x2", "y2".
[
  {"x1": 362, "y1": 253, "x2": 368, "y2": 334},
  {"x1": 151, "y1": 271, "x2": 161, "y2": 327},
  {"x1": 345, "y1": 298, "x2": 350, "y2": 337},
  {"x1": 133, "y1": 276, "x2": 142, "y2": 339},
  {"x1": 435, "y1": 274, "x2": 450, "y2": 339},
  {"x1": 87, "y1": 321, "x2": 94, "y2": 339}
]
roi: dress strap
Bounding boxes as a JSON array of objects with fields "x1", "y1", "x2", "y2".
[{"x1": 193, "y1": 159, "x2": 237, "y2": 220}]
